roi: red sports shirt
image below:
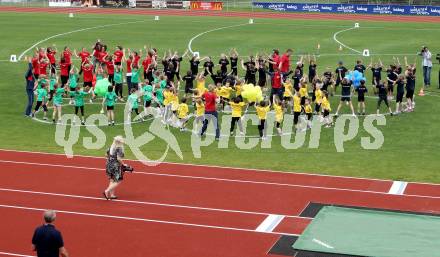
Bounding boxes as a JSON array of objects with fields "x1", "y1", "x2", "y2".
[
  {"x1": 272, "y1": 71, "x2": 282, "y2": 89},
  {"x1": 79, "y1": 51, "x2": 90, "y2": 63},
  {"x1": 203, "y1": 92, "x2": 217, "y2": 112},
  {"x1": 126, "y1": 59, "x2": 132, "y2": 73},
  {"x1": 32, "y1": 57, "x2": 40, "y2": 75},
  {"x1": 106, "y1": 61, "x2": 115, "y2": 75},
  {"x1": 82, "y1": 65, "x2": 94, "y2": 82},
  {"x1": 63, "y1": 50, "x2": 72, "y2": 64},
  {"x1": 279, "y1": 54, "x2": 290, "y2": 73},
  {"x1": 114, "y1": 50, "x2": 124, "y2": 63},
  {"x1": 60, "y1": 62, "x2": 69, "y2": 76},
  {"x1": 39, "y1": 62, "x2": 48, "y2": 75},
  {"x1": 47, "y1": 51, "x2": 56, "y2": 64}
]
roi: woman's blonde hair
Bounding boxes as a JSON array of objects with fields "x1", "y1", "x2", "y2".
[{"x1": 110, "y1": 135, "x2": 124, "y2": 155}]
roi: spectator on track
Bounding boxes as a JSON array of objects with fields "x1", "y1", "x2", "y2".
[
  {"x1": 32, "y1": 210, "x2": 69, "y2": 257},
  {"x1": 103, "y1": 135, "x2": 126, "y2": 200}
]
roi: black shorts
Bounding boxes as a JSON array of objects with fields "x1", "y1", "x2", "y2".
[
  {"x1": 300, "y1": 97, "x2": 306, "y2": 106},
  {"x1": 396, "y1": 92, "x2": 404, "y2": 103},
  {"x1": 306, "y1": 113, "x2": 312, "y2": 120},
  {"x1": 61, "y1": 75, "x2": 68, "y2": 86},
  {"x1": 144, "y1": 100, "x2": 151, "y2": 107},
  {"x1": 115, "y1": 61, "x2": 122, "y2": 66},
  {"x1": 335, "y1": 79, "x2": 341, "y2": 87},
  {"x1": 323, "y1": 109, "x2": 330, "y2": 117},
  {"x1": 34, "y1": 101, "x2": 48, "y2": 112},
  {"x1": 358, "y1": 95, "x2": 365, "y2": 102},
  {"x1": 185, "y1": 85, "x2": 193, "y2": 94},
  {"x1": 377, "y1": 96, "x2": 389, "y2": 107},
  {"x1": 406, "y1": 89, "x2": 414, "y2": 99},
  {"x1": 341, "y1": 96, "x2": 351, "y2": 102},
  {"x1": 107, "y1": 105, "x2": 114, "y2": 110},
  {"x1": 293, "y1": 111, "x2": 301, "y2": 124},
  {"x1": 283, "y1": 96, "x2": 291, "y2": 102},
  {"x1": 84, "y1": 81, "x2": 93, "y2": 88}
]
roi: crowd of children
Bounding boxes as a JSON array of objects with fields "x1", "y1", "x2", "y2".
[{"x1": 27, "y1": 42, "x2": 419, "y2": 137}]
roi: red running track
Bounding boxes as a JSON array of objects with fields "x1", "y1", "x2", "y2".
[
  {"x1": 1, "y1": 6, "x2": 440, "y2": 23},
  {"x1": 0, "y1": 149, "x2": 440, "y2": 257}
]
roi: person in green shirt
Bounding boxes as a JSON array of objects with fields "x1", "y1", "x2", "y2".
[
  {"x1": 70, "y1": 86, "x2": 91, "y2": 125},
  {"x1": 102, "y1": 86, "x2": 117, "y2": 126},
  {"x1": 31, "y1": 83, "x2": 48, "y2": 120},
  {"x1": 154, "y1": 83, "x2": 164, "y2": 107},
  {"x1": 68, "y1": 67, "x2": 79, "y2": 105},
  {"x1": 127, "y1": 88, "x2": 141, "y2": 122},
  {"x1": 142, "y1": 80, "x2": 154, "y2": 117},
  {"x1": 131, "y1": 65, "x2": 141, "y2": 91},
  {"x1": 48, "y1": 75, "x2": 57, "y2": 103},
  {"x1": 52, "y1": 83, "x2": 67, "y2": 124},
  {"x1": 114, "y1": 66, "x2": 124, "y2": 101}
]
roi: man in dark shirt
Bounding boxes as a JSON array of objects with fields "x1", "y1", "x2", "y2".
[
  {"x1": 376, "y1": 80, "x2": 393, "y2": 115},
  {"x1": 32, "y1": 210, "x2": 68, "y2": 257},
  {"x1": 335, "y1": 78, "x2": 355, "y2": 117},
  {"x1": 354, "y1": 60, "x2": 366, "y2": 74},
  {"x1": 25, "y1": 57, "x2": 35, "y2": 117},
  {"x1": 189, "y1": 56, "x2": 200, "y2": 76},
  {"x1": 335, "y1": 61, "x2": 348, "y2": 89}
]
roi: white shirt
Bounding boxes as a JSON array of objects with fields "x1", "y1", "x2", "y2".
[{"x1": 422, "y1": 50, "x2": 432, "y2": 67}]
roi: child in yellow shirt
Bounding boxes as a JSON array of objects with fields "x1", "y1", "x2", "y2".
[
  {"x1": 314, "y1": 81, "x2": 323, "y2": 114},
  {"x1": 273, "y1": 95, "x2": 284, "y2": 135},
  {"x1": 163, "y1": 87, "x2": 175, "y2": 123},
  {"x1": 283, "y1": 78, "x2": 293, "y2": 113},
  {"x1": 304, "y1": 98, "x2": 313, "y2": 129},
  {"x1": 299, "y1": 80, "x2": 309, "y2": 107},
  {"x1": 193, "y1": 98, "x2": 205, "y2": 131},
  {"x1": 177, "y1": 97, "x2": 189, "y2": 131},
  {"x1": 256, "y1": 100, "x2": 271, "y2": 140},
  {"x1": 229, "y1": 97, "x2": 246, "y2": 136},
  {"x1": 293, "y1": 91, "x2": 302, "y2": 129},
  {"x1": 321, "y1": 91, "x2": 332, "y2": 128}
]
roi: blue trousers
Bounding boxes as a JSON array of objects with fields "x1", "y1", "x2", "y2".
[
  {"x1": 423, "y1": 66, "x2": 432, "y2": 86},
  {"x1": 25, "y1": 88, "x2": 34, "y2": 116},
  {"x1": 200, "y1": 111, "x2": 220, "y2": 139}
]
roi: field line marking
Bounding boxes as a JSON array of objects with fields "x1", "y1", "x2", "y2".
[
  {"x1": 0, "y1": 252, "x2": 35, "y2": 257},
  {"x1": 0, "y1": 203, "x2": 298, "y2": 236},
  {"x1": 255, "y1": 214, "x2": 284, "y2": 232},
  {"x1": 0, "y1": 187, "x2": 306, "y2": 219},
  {"x1": 0, "y1": 148, "x2": 396, "y2": 183},
  {"x1": 332, "y1": 27, "x2": 362, "y2": 54},
  {"x1": 388, "y1": 181, "x2": 408, "y2": 195},
  {"x1": 312, "y1": 238, "x2": 334, "y2": 249},
  {"x1": 187, "y1": 23, "x2": 249, "y2": 55},
  {"x1": 17, "y1": 20, "x2": 146, "y2": 61},
  {"x1": 1, "y1": 159, "x2": 440, "y2": 201}
]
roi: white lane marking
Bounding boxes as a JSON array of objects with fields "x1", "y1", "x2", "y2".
[
  {"x1": 17, "y1": 20, "x2": 146, "y2": 61},
  {"x1": 332, "y1": 27, "x2": 362, "y2": 54},
  {"x1": 255, "y1": 214, "x2": 284, "y2": 233},
  {"x1": 388, "y1": 181, "x2": 408, "y2": 195},
  {"x1": 0, "y1": 252, "x2": 35, "y2": 257},
  {"x1": 0, "y1": 187, "x2": 306, "y2": 219},
  {"x1": 0, "y1": 204, "x2": 298, "y2": 236},
  {"x1": 187, "y1": 23, "x2": 249, "y2": 55},
  {"x1": 1, "y1": 159, "x2": 440, "y2": 200},
  {"x1": 0, "y1": 148, "x2": 396, "y2": 183},
  {"x1": 312, "y1": 238, "x2": 334, "y2": 249}
]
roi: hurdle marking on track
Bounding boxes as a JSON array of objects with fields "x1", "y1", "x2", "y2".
[
  {"x1": 255, "y1": 214, "x2": 284, "y2": 233},
  {"x1": 388, "y1": 181, "x2": 408, "y2": 195},
  {"x1": 0, "y1": 251, "x2": 35, "y2": 257}
]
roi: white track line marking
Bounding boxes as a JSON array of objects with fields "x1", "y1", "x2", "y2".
[
  {"x1": 388, "y1": 181, "x2": 408, "y2": 195},
  {"x1": 312, "y1": 238, "x2": 334, "y2": 249},
  {"x1": 0, "y1": 187, "x2": 306, "y2": 219},
  {"x1": 0, "y1": 148, "x2": 396, "y2": 183},
  {"x1": 0, "y1": 204, "x2": 298, "y2": 236},
  {"x1": 187, "y1": 23, "x2": 249, "y2": 55},
  {"x1": 18, "y1": 20, "x2": 146, "y2": 61},
  {"x1": 0, "y1": 252, "x2": 35, "y2": 257},
  {"x1": 255, "y1": 214, "x2": 284, "y2": 233},
  {"x1": 332, "y1": 27, "x2": 362, "y2": 54},
  {"x1": 1, "y1": 159, "x2": 440, "y2": 200}
]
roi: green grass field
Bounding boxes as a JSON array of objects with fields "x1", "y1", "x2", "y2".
[{"x1": 1, "y1": 11, "x2": 440, "y2": 182}]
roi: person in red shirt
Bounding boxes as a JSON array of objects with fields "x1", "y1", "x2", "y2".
[
  {"x1": 38, "y1": 48, "x2": 45, "y2": 61},
  {"x1": 92, "y1": 40, "x2": 103, "y2": 67},
  {"x1": 267, "y1": 67, "x2": 284, "y2": 104},
  {"x1": 75, "y1": 47, "x2": 91, "y2": 75},
  {"x1": 270, "y1": 49, "x2": 280, "y2": 72},
  {"x1": 113, "y1": 46, "x2": 124, "y2": 66},
  {"x1": 98, "y1": 45, "x2": 108, "y2": 64},
  {"x1": 62, "y1": 47, "x2": 72, "y2": 70},
  {"x1": 47, "y1": 47, "x2": 57, "y2": 75},
  {"x1": 142, "y1": 53, "x2": 154, "y2": 80},
  {"x1": 279, "y1": 49, "x2": 293, "y2": 79},
  {"x1": 39, "y1": 57, "x2": 49, "y2": 76},
  {"x1": 32, "y1": 54, "x2": 40, "y2": 79},
  {"x1": 59, "y1": 57, "x2": 70, "y2": 88},
  {"x1": 82, "y1": 62, "x2": 94, "y2": 89},
  {"x1": 105, "y1": 56, "x2": 115, "y2": 86},
  {"x1": 200, "y1": 84, "x2": 220, "y2": 139},
  {"x1": 126, "y1": 55, "x2": 133, "y2": 92}
]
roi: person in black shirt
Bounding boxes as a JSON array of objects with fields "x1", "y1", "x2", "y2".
[
  {"x1": 32, "y1": 210, "x2": 69, "y2": 257},
  {"x1": 355, "y1": 80, "x2": 368, "y2": 115},
  {"x1": 229, "y1": 48, "x2": 239, "y2": 76},
  {"x1": 322, "y1": 69, "x2": 334, "y2": 93},
  {"x1": 257, "y1": 56, "x2": 267, "y2": 87},
  {"x1": 376, "y1": 80, "x2": 393, "y2": 115},
  {"x1": 171, "y1": 53, "x2": 183, "y2": 86},
  {"x1": 296, "y1": 56, "x2": 304, "y2": 77},
  {"x1": 292, "y1": 68, "x2": 302, "y2": 92},
  {"x1": 405, "y1": 67, "x2": 416, "y2": 112},
  {"x1": 395, "y1": 74, "x2": 405, "y2": 114},
  {"x1": 308, "y1": 55, "x2": 317, "y2": 83},
  {"x1": 386, "y1": 65, "x2": 398, "y2": 99},
  {"x1": 189, "y1": 55, "x2": 201, "y2": 76},
  {"x1": 164, "y1": 63, "x2": 175, "y2": 83},
  {"x1": 335, "y1": 77, "x2": 355, "y2": 117},
  {"x1": 203, "y1": 57, "x2": 214, "y2": 78},
  {"x1": 242, "y1": 58, "x2": 257, "y2": 85},
  {"x1": 335, "y1": 61, "x2": 348, "y2": 92},
  {"x1": 182, "y1": 70, "x2": 195, "y2": 97},
  {"x1": 218, "y1": 53, "x2": 229, "y2": 77},
  {"x1": 213, "y1": 70, "x2": 223, "y2": 85},
  {"x1": 367, "y1": 59, "x2": 383, "y2": 90},
  {"x1": 354, "y1": 60, "x2": 366, "y2": 74}
]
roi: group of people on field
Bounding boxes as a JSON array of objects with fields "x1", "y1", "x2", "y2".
[{"x1": 24, "y1": 40, "x2": 419, "y2": 138}]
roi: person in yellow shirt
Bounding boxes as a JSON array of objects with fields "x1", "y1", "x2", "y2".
[
  {"x1": 321, "y1": 91, "x2": 333, "y2": 128},
  {"x1": 229, "y1": 97, "x2": 246, "y2": 136},
  {"x1": 304, "y1": 98, "x2": 313, "y2": 129},
  {"x1": 293, "y1": 91, "x2": 302, "y2": 129},
  {"x1": 196, "y1": 73, "x2": 207, "y2": 96},
  {"x1": 299, "y1": 80, "x2": 309, "y2": 107},
  {"x1": 193, "y1": 98, "x2": 205, "y2": 131},
  {"x1": 273, "y1": 95, "x2": 284, "y2": 135},
  {"x1": 177, "y1": 97, "x2": 189, "y2": 131},
  {"x1": 162, "y1": 87, "x2": 175, "y2": 124},
  {"x1": 256, "y1": 100, "x2": 271, "y2": 140},
  {"x1": 282, "y1": 78, "x2": 293, "y2": 112},
  {"x1": 314, "y1": 81, "x2": 323, "y2": 114},
  {"x1": 234, "y1": 80, "x2": 243, "y2": 101},
  {"x1": 221, "y1": 84, "x2": 234, "y2": 109}
]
